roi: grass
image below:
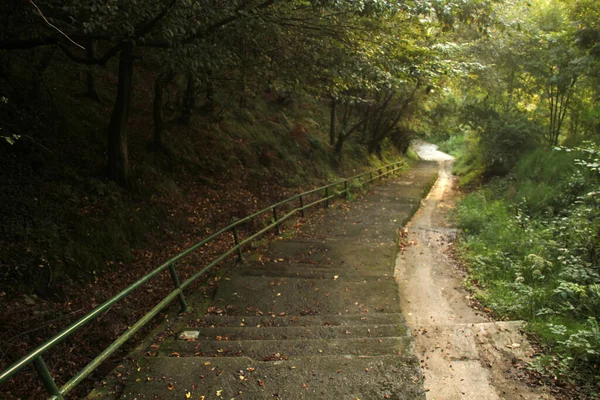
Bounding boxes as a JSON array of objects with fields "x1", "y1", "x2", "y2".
[
  {"x1": 430, "y1": 133, "x2": 466, "y2": 158},
  {"x1": 454, "y1": 148, "x2": 600, "y2": 396}
]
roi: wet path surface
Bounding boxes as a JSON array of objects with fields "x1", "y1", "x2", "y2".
[
  {"x1": 395, "y1": 142, "x2": 554, "y2": 400},
  {"x1": 91, "y1": 160, "x2": 438, "y2": 400}
]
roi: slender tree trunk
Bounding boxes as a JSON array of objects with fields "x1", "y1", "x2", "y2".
[
  {"x1": 570, "y1": 106, "x2": 580, "y2": 141},
  {"x1": 506, "y1": 67, "x2": 515, "y2": 112},
  {"x1": 86, "y1": 39, "x2": 101, "y2": 101},
  {"x1": 329, "y1": 97, "x2": 336, "y2": 146},
  {"x1": 153, "y1": 73, "x2": 165, "y2": 148},
  {"x1": 205, "y1": 69, "x2": 215, "y2": 115},
  {"x1": 179, "y1": 73, "x2": 195, "y2": 124},
  {"x1": 362, "y1": 106, "x2": 371, "y2": 142},
  {"x1": 107, "y1": 41, "x2": 134, "y2": 186},
  {"x1": 335, "y1": 131, "x2": 346, "y2": 157},
  {"x1": 239, "y1": 39, "x2": 248, "y2": 108},
  {"x1": 239, "y1": 73, "x2": 247, "y2": 108},
  {"x1": 31, "y1": 47, "x2": 54, "y2": 99}
]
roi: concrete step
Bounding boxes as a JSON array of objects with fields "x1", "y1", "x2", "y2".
[
  {"x1": 120, "y1": 355, "x2": 424, "y2": 399},
  {"x1": 192, "y1": 313, "x2": 408, "y2": 328},
  {"x1": 211, "y1": 275, "x2": 402, "y2": 316},
  {"x1": 233, "y1": 262, "x2": 394, "y2": 278},
  {"x1": 157, "y1": 336, "x2": 413, "y2": 358},
  {"x1": 176, "y1": 323, "x2": 407, "y2": 341},
  {"x1": 266, "y1": 240, "x2": 398, "y2": 268}
]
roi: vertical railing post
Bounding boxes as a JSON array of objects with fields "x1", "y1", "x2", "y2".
[
  {"x1": 299, "y1": 195, "x2": 305, "y2": 217},
  {"x1": 272, "y1": 207, "x2": 281, "y2": 235},
  {"x1": 370, "y1": 171, "x2": 373, "y2": 182},
  {"x1": 379, "y1": 168, "x2": 382, "y2": 179},
  {"x1": 232, "y1": 225, "x2": 243, "y2": 262},
  {"x1": 168, "y1": 262, "x2": 189, "y2": 312},
  {"x1": 33, "y1": 356, "x2": 63, "y2": 399},
  {"x1": 344, "y1": 180, "x2": 349, "y2": 200},
  {"x1": 325, "y1": 187, "x2": 329, "y2": 208}
]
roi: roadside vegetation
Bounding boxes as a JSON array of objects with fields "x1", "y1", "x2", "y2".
[{"x1": 425, "y1": 0, "x2": 600, "y2": 396}]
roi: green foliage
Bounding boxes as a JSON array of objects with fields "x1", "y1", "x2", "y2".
[
  {"x1": 431, "y1": 132, "x2": 466, "y2": 158},
  {"x1": 455, "y1": 146, "x2": 600, "y2": 392},
  {"x1": 461, "y1": 103, "x2": 542, "y2": 175}
]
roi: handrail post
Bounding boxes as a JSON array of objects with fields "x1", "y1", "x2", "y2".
[
  {"x1": 344, "y1": 180, "x2": 349, "y2": 200},
  {"x1": 325, "y1": 187, "x2": 329, "y2": 208},
  {"x1": 232, "y1": 226, "x2": 244, "y2": 262},
  {"x1": 168, "y1": 263, "x2": 189, "y2": 312},
  {"x1": 272, "y1": 207, "x2": 281, "y2": 235},
  {"x1": 299, "y1": 195, "x2": 305, "y2": 217},
  {"x1": 33, "y1": 356, "x2": 63, "y2": 399}
]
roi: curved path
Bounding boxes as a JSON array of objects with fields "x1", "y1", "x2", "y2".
[{"x1": 396, "y1": 142, "x2": 554, "y2": 400}]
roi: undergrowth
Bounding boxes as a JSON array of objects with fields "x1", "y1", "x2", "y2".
[
  {"x1": 430, "y1": 132, "x2": 466, "y2": 158},
  {"x1": 0, "y1": 54, "x2": 405, "y2": 294},
  {"x1": 454, "y1": 148, "x2": 600, "y2": 396}
]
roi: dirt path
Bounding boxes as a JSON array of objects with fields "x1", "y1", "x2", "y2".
[{"x1": 395, "y1": 142, "x2": 554, "y2": 400}]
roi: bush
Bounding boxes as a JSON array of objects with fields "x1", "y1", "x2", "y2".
[
  {"x1": 454, "y1": 148, "x2": 600, "y2": 391},
  {"x1": 454, "y1": 103, "x2": 542, "y2": 184}
]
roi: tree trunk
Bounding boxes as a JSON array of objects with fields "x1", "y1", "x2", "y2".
[
  {"x1": 329, "y1": 97, "x2": 336, "y2": 146},
  {"x1": 239, "y1": 71, "x2": 247, "y2": 108},
  {"x1": 179, "y1": 73, "x2": 195, "y2": 124},
  {"x1": 107, "y1": 41, "x2": 134, "y2": 186},
  {"x1": 153, "y1": 73, "x2": 165, "y2": 148},
  {"x1": 239, "y1": 39, "x2": 248, "y2": 108},
  {"x1": 335, "y1": 130, "x2": 346, "y2": 157},
  {"x1": 205, "y1": 69, "x2": 215, "y2": 115},
  {"x1": 86, "y1": 39, "x2": 101, "y2": 101},
  {"x1": 31, "y1": 47, "x2": 54, "y2": 99}
]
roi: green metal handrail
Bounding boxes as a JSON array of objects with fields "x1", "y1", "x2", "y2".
[{"x1": 0, "y1": 161, "x2": 405, "y2": 399}]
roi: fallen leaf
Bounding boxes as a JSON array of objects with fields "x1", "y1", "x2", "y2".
[
  {"x1": 167, "y1": 382, "x2": 174, "y2": 391},
  {"x1": 185, "y1": 392, "x2": 191, "y2": 398}
]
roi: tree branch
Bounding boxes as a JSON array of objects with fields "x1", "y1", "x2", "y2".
[
  {"x1": 0, "y1": 36, "x2": 58, "y2": 50},
  {"x1": 182, "y1": 0, "x2": 278, "y2": 45},
  {"x1": 29, "y1": 0, "x2": 85, "y2": 50},
  {"x1": 1, "y1": 0, "x2": 178, "y2": 61}
]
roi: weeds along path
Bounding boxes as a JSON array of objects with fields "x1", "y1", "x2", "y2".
[{"x1": 395, "y1": 142, "x2": 554, "y2": 400}]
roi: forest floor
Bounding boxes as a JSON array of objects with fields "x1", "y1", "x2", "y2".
[{"x1": 396, "y1": 142, "x2": 556, "y2": 399}]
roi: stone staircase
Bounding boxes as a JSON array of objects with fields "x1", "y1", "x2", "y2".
[{"x1": 112, "y1": 161, "x2": 438, "y2": 400}]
